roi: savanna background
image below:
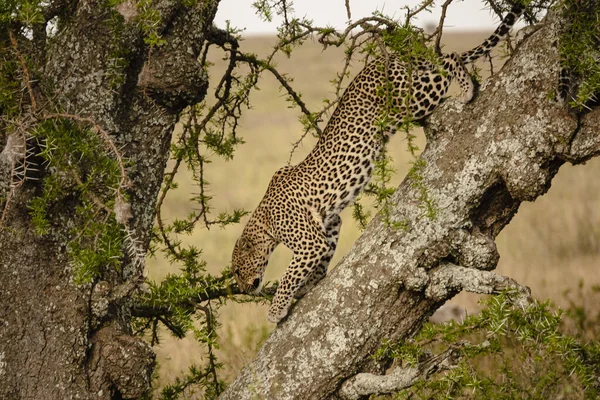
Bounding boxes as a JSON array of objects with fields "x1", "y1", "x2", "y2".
[{"x1": 148, "y1": 32, "x2": 600, "y2": 390}]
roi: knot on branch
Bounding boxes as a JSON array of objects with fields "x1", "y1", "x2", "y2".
[
  {"x1": 452, "y1": 228, "x2": 499, "y2": 271},
  {"x1": 137, "y1": 50, "x2": 208, "y2": 112},
  {"x1": 88, "y1": 325, "x2": 155, "y2": 399},
  {"x1": 91, "y1": 278, "x2": 145, "y2": 329},
  {"x1": 206, "y1": 25, "x2": 239, "y2": 49},
  {"x1": 402, "y1": 266, "x2": 430, "y2": 292},
  {"x1": 567, "y1": 108, "x2": 600, "y2": 162}
]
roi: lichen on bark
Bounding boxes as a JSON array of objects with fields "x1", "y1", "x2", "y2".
[{"x1": 0, "y1": 0, "x2": 217, "y2": 398}]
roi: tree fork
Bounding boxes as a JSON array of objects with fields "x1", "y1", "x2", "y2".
[{"x1": 220, "y1": 11, "x2": 600, "y2": 400}]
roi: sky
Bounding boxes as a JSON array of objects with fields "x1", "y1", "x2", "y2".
[{"x1": 213, "y1": 0, "x2": 511, "y2": 35}]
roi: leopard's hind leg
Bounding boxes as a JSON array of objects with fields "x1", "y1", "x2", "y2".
[{"x1": 294, "y1": 213, "x2": 342, "y2": 298}]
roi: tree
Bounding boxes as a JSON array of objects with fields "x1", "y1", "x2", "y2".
[
  {"x1": 0, "y1": 0, "x2": 598, "y2": 399},
  {"x1": 0, "y1": 0, "x2": 218, "y2": 397}
]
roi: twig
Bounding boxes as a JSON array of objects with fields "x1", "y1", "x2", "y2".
[
  {"x1": 307, "y1": 16, "x2": 397, "y2": 47},
  {"x1": 198, "y1": 302, "x2": 221, "y2": 395},
  {"x1": 487, "y1": 52, "x2": 495, "y2": 76},
  {"x1": 433, "y1": 0, "x2": 455, "y2": 55},
  {"x1": 131, "y1": 282, "x2": 278, "y2": 319},
  {"x1": 150, "y1": 318, "x2": 159, "y2": 346},
  {"x1": 155, "y1": 155, "x2": 184, "y2": 257},
  {"x1": 9, "y1": 31, "x2": 37, "y2": 112},
  {"x1": 157, "y1": 315, "x2": 185, "y2": 338},
  {"x1": 405, "y1": 0, "x2": 435, "y2": 26},
  {"x1": 236, "y1": 52, "x2": 323, "y2": 138},
  {"x1": 41, "y1": 113, "x2": 130, "y2": 198},
  {"x1": 69, "y1": 169, "x2": 113, "y2": 214}
]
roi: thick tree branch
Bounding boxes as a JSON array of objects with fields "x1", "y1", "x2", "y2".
[
  {"x1": 0, "y1": 1, "x2": 219, "y2": 397},
  {"x1": 220, "y1": 11, "x2": 599, "y2": 400}
]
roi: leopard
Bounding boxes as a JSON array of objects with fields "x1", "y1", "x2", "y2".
[{"x1": 231, "y1": 4, "x2": 524, "y2": 324}]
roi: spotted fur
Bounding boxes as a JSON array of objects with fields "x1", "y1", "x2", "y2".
[{"x1": 231, "y1": 5, "x2": 524, "y2": 323}]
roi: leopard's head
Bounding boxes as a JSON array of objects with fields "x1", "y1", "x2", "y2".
[{"x1": 231, "y1": 232, "x2": 273, "y2": 294}]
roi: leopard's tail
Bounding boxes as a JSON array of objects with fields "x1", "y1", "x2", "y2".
[{"x1": 460, "y1": 4, "x2": 524, "y2": 64}]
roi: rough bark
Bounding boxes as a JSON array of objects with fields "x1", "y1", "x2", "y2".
[
  {"x1": 0, "y1": 0, "x2": 216, "y2": 398},
  {"x1": 220, "y1": 13, "x2": 600, "y2": 400}
]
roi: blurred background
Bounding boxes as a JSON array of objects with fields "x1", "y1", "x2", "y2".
[{"x1": 147, "y1": 1, "x2": 600, "y2": 390}]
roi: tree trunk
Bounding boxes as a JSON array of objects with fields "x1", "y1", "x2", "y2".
[
  {"x1": 0, "y1": 1, "x2": 216, "y2": 398},
  {"x1": 220, "y1": 12, "x2": 600, "y2": 400}
]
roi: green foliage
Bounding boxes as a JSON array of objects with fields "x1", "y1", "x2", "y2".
[
  {"x1": 135, "y1": 0, "x2": 166, "y2": 46},
  {"x1": 381, "y1": 22, "x2": 437, "y2": 63},
  {"x1": 252, "y1": 0, "x2": 276, "y2": 22},
  {"x1": 69, "y1": 213, "x2": 125, "y2": 283},
  {"x1": 0, "y1": 0, "x2": 44, "y2": 27},
  {"x1": 29, "y1": 119, "x2": 126, "y2": 284},
  {"x1": 352, "y1": 199, "x2": 371, "y2": 230},
  {"x1": 0, "y1": 42, "x2": 21, "y2": 118},
  {"x1": 158, "y1": 363, "x2": 225, "y2": 400},
  {"x1": 558, "y1": 0, "x2": 600, "y2": 109},
  {"x1": 136, "y1": 259, "x2": 213, "y2": 337},
  {"x1": 385, "y1": 291, "x2": 600, "y2": 399},
  {"x1": 363, "y1": 149, "x2": 407, "y2": 229},
  {"x1": 1, "y1": 2, "x2": 144, "y2": 288},
  {"x1": 105, "y1": 10, "x2": 133, "y2": 89}
]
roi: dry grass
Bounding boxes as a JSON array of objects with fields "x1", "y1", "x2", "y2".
[{"x1": 147, "y1": 33, "x2": 600, "y2": 391}]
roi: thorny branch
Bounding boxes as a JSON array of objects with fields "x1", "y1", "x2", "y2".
[
  {"x1": 154, "y1": 154, "x2": 184, "y2": 256},
  {"x1": 432, "y1": 0, "x2": 455, "y2": 55},
  {"x1": 2, "y1": 32, "x2": 146, "y2": 272},
  {"x1": 9, "y1": 31, "x2": 37, "y2": 112},
  {"x1": 0, "y1": 32, "x2": 41, "y2": 227},
  {"x1": 339, "y1": 342, "x2": 467, "y2": 400},
  {"x1": 235, "y1": 52, "x2": 323, "y2": 137},
  {"x1": 131, "y1": 282, "x2": 278, "y2": 320},
  {"x1": 0, "y1": 124, "x2": 36, "y2": 227},
  {"x1": 42, "y1": 113, "x2": 131, "y2": 199},
  {"x1": 405, "y1": 0, "x2": 435, "y2": 26},
  {"x1": 198, "y1": 302, "x2": 221, "y2": 395}
]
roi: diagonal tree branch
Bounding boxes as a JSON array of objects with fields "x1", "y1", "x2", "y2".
[{"x1": 220, "y1": 10, "x2": 600, "y2": 400}]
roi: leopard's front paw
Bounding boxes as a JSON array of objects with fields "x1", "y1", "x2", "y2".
[
  {"x1": 267, "y1": 303, "x2": 290, "y2": 324},
  {"x1": 458, "y1": 86, "x2": 474, "y2": 104}
]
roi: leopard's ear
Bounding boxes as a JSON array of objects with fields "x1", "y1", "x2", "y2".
[{"x1": 237, "y1": 237, "x2": 253, "y2": 251}]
